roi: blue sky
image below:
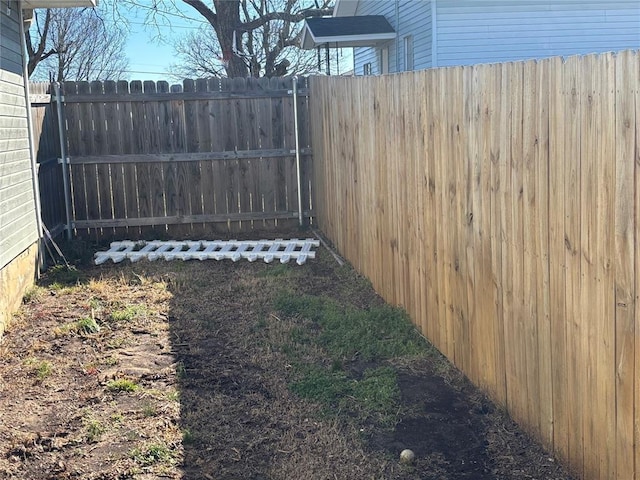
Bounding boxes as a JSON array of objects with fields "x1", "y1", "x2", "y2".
[
  {"x1": 117, "y1": 2, "x2": 353, "y2": 82},
  {"x1": 120, "y1": 2, "x2": 207, "y2": 81}
]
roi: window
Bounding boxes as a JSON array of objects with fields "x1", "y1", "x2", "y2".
[
  {"x1": 404, "y1": 35, "x2": 414, "y2": 71},
  {"x1": 378, "y1": 47, "x2": 389, "y2": 74},
  {"x1": 363, "y1": 63, "x2": 372, "y2": 75}
]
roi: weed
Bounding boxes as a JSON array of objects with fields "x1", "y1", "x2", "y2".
[
  {"x1": 104, "y1": 355, "x2": 119, "y2": 366},
  {"x1": 106, "y1": 378, "x2": 138, "y2": 393},
  {"x1": 166, "y1": 390, "x2": 180, "y2": 402},
  {"x1": 130, "y1": 442, "x2": 175, "y2": 466},
  {"x1": 291, "y1": 366, "x2": 351, "y2": 406},
  {"x1": 23, "y1": 286, "x2": 46, "y2": 304},
  {"x1": 89, "y1": 297, "x2": 102, "y2": 310},
  {"x1": 110, "y1": 304, "x2": 147, "y2": 322},
  {"x1": 142, "y1": 404, "x2": 157, "y2": 417},
  {"x1": 76, "y1": 317, "x2": 100, "y2": 335},
  {"x1": 36, "y1": 361, "x2": 53, "y2": 380},
  {"x1": 46, "y1": 265, "x2": 81, "y2": 285},
  {"x1": 84, "y1": 418, "x2": 105, "y2": 443},
  {"x1": 182, "y1": 428, "x2": 194, "y2": 444},
  {"x1": 175, "y1": 361, "x2": 186, "y2": 379},
  {"x1": 110, "y1": 412, "x2": 124, "y2": 423}
]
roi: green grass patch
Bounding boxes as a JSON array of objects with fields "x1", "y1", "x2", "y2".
[
  {"x1": 291, "y1": 365, "x2": 400, "y2": 425},
  {"x1": 273, "y1": 292, "x2": 431, "y2": 427},
  {"x1": 110, "y1": 304, "x2": 148, "y2": 322},
  {"x1": 76, "y1": 317, "x2": 101, "y2": 335},
  {"x1": 84, "y1": 418, "x2": 106, "y2": 443},
  {"x1": 275, "y1": 293, "x2": 426, "y2": 361},
  {"x1": 130, "y1": 443, "x2": 175, "y2": 466},
  {"x1": 46, "y1": 265, "x2": 81, "y2": 285},
  {"x1": 106, "y1": 378, "x2": 138, "y2": 393},
  {"x1": 24, "y1": 358, "x2": 53, "y2": 380}
]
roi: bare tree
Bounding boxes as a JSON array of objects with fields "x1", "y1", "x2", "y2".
[
  {"x1": 119, "y1": 0, "x2": 332, "y2": 78},
  {"x1": 27, "y1": 7, "x2": 129, "y2": 81},
  {"x1": 171, "y1": 4, "x2": 324, "y2": 79}
]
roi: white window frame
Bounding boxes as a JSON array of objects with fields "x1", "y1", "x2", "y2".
[
  {"x1": 378, "y1": 47, "x2": 389, "y2": 74},
  {"x1": 404, "y1": 35, "x2": 414, "y2": 71},
  {"x1": 363, "y1": 62, "x2": 372, "y2": 75}
]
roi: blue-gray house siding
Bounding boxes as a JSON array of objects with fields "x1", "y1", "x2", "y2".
[
  {"x1": 0, "y1": 1, "x2": 38, "y2": 270},
  {"x1": 354, "y1": 0, "x2": 432, "y2": 75},
  {"x1": 352, "y1": 0, "x2": 640, "y2": 74}
]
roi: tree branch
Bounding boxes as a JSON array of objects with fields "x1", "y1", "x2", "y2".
[
  {"x1": 237, "y1": 7, "x2": 332, "y2": 32},
  {"x1": 181, "y1": 0, "x2": 218, "y2": 27}
]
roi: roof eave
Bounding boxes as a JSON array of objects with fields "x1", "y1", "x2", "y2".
[
  {"x1": 22, "y1": 0, "x2": 97, "y2": 8},
  {"x1": 302, "y1": 32, "x2": 396, "y2": 50}
]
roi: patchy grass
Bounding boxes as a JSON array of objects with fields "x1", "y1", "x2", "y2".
[
  {"x1": 106, "y1": 378, "x2": 138, "y2": 393},
  {"x1": 0, "y1": 246, "x2": 575, "y2": 480},
  {"x1": 274, "y1": 293, "x2": 425, "y2": 427},
  {"x1": 130, "y1": 442, "x2": 176, "y2": 467}
]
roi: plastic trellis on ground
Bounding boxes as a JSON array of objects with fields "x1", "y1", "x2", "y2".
[{"x1": 94, "y1": 239, "x2": 320, "y2": 266}]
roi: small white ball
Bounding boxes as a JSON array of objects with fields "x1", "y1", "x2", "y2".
[{"x1": 400, "y1": 449, "x2": 415, "y2": 464}]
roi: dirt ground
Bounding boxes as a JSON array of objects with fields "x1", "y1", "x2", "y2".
[{"x1": 0, "y1": 239, "x2": 575, "y2": 480}]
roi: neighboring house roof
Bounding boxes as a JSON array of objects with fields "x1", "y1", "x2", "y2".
[{"x1": 301, "y1": 15, "x2": 395, "y2": 50}]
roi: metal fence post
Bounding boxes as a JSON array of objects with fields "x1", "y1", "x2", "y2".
[{"x1": 53, "y1": 82, "x2": 73, "y2": 240}]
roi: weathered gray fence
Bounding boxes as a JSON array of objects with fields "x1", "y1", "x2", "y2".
[{"x1": 34, "y1": 77, "x2": 313, "y2": 241}]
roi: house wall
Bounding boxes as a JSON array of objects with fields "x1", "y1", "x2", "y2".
[
  {"x1": 435, "y1": 0, "x2": 640, "y2": 67},
  {"x1": 0, "y1": 1, "x2": 39, "y2": 331},
  {"x1": 353, "y1": 0, "x2": 432, "y2": 75},
  {"x1": 353, "y1": 0, "x2": 640, "y2": 74}
]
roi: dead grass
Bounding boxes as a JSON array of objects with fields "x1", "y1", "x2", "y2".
[{"x1": 0, "y1": 245, "x2": 574, "y2": 480}]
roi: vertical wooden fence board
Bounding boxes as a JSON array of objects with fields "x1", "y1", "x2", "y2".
[
  {"x1": 635, "y1": 51, "x2": 640, "y2": 480},
  {"x1": 613, "y1": 50, "x2": 637, "y2": 480},
  {"x1": 78, "y1": 81, "x2": 99, "y2": 239},
  {"x1": 521, "y1": 60, "x2": 541, "y2": 436},
  {"x1": 104, "y1": 80, "x2": 127, "y2": 240},
  {"x1": 499, "y1": 62, "x2": 517, "y2": 418},
  {"x1": 63, "y1": 82, "x2": 86, "y2": 237},
  {"x1": 580, "y1": 53, "x2": 601, "y2": 480},
  {"x1": 90, "y1": 81, "x2": 114, "y2": 240},
  {"x1": 563, "y1": 55, "x2": 584, "y2": 478},
  {"x1": 130, "y1": 80, "x2": 151, "y2": 237},
  {"x1": 487, "y1": 63, "x2": 507, "y2": 407},
  {"x1": 467, "y1": 64, "x2": 482, "y2": 388},
  {"x1": 595, "y1": 53, "x2": 617, "y2": 480},
  {"x1": 547, "y1": 56, "x2": 569, "y2": 464},
  {"x1": 533, "y1": 60, "x2": 553, "y2": 449},
  {"x1": 184, "y1": 79, "x2": 204, "y2": 238},
  {"x1": 117, "y1": 80, "x2": 140, "y2": 238}
]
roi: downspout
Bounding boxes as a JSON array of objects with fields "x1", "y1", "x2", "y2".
[
  {"x1": 292, "y1": 76, "x2": 304, "y2": 227},
  {"x1": 19, "y1": 2, "x2": 44, "y2": 274},
  {"x1": 431, "y1": 0, "x2": 438, "y2": 68},
  {"x1": 395, "y1": 0, "x2": 400, "y2": 71}
]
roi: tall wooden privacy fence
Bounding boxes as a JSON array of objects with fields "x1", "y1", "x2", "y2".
[
  {"x1": 35, "y1": 77, "x2": 313, "y2": 240},
  {"x1": 30, "y1": 82, "x2": 66, "y2": 239},
  {"x1": 311, "y1": 50, "x2": 639, "y2": 480}
]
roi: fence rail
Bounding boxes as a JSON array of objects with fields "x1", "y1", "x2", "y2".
[{"x1": 311, "y1": 50, "x2": 639, "y2": 480}]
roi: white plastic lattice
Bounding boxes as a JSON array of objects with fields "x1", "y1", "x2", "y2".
[{"x1": 94, "y1": 239, "x2": 320, "y2": 266}]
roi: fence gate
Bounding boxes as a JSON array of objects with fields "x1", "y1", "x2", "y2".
[{"x1": 34, "y1": 77, "x2": 313, "y2": 242}]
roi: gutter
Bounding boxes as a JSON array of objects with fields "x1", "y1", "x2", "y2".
[{"x1": 19, "y1": 1, "x2": 45, "y2": 274}]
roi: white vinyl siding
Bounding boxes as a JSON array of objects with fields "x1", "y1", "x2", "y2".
[
  {"x1": 353, "y1": 0, "x2": 433, "y2": 74},
  {"x1": 0, "y1": 2, "x2": 39, "y2": 270},
  {"x1": 435, "y1": 0, "x2": 640, "y2": 67}
]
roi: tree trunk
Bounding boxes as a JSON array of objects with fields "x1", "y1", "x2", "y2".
[{"x1": 212, "y1": 0, "x2": 249, "y2": 78}]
